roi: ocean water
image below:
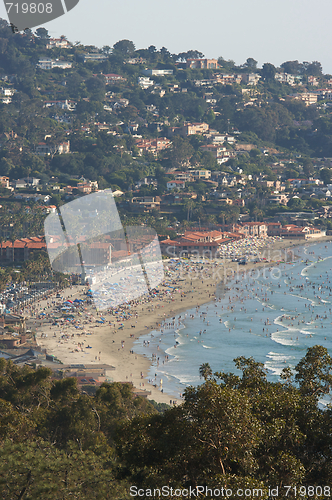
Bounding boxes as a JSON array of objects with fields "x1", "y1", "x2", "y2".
[{"x1": 133, "y1": 240, "x2": 332, "y2": 401}]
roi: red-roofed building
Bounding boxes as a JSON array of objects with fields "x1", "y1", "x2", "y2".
[
  {"x1": 0, "y1": 237, "x2": 46, "y2": 262},
  {"x1": 267, "y1": 223, "x2": 325, "y2": 239},
  {"x1": 280, "y1": 225, "x2": 326, "y2": 239},
  {"x1": 135, "y1": 137, "x2": 171, "y2": 156},
  {"x1": 160, "y1": 229, "x2": 237, "y2": 257},
  {"x1": 166, "y1": 180, "x2": 185, "y2": 190}
]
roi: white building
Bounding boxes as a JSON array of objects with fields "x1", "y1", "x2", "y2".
[
  {"x1": 35, "y1": 141, "x2": 70, "y2": 155},
  {"x1": 82, "y1": 53, "x2": 107, "y2": 63},
  {"x1": 0, "y1": 87, "x2": 15, "y2": 96},
  {"x1": 0, "y1": 87, "x2": 15, "y2": 104},
  {"x1": 275, "y1": 73, "x2": 297, "y2": 85},
  {"x1": 37, "y1": 58, "x2": 72, "y2": 70},
  {"x1": 242, "y1": 73, "x2": 261, "y2": 85},
  {"x1": 186, "y1": 170, "x2": 211, "y2": 180},
  {"x1": 167, "y1": 180, "x2": 185, "y2": 190},
  {"x1": 142, "y1": 69, "x2": 173, "y2": 76},
  {"x1": 43, "y1": 99, "x2": 76, "y2": 111},
  {"x1": 46, "y1": 38, "x2": 70, "y2": 49},
  {"x1": 138, "y1": 77, "x2": 154, "y2": 89}
]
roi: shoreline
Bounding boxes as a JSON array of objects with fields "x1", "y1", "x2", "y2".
[{"x1": 31, "y1": 236, "x2": 332, "y2": 404}]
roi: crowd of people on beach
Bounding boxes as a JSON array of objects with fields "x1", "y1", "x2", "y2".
[{"x1": 17, "y1": 235, "x2": 303, "y2": 400}]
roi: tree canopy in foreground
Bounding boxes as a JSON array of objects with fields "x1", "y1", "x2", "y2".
[{"x1": 1, "y1": 346, "x2": 332, "y2": 499}]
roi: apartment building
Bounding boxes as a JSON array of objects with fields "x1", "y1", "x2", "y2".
[
  {"x1": 135, "y1": 137, "x2": 172, "y2": 156},
  {"x1": 81, "y1": 53, "x2": 107, "y2": 63},
  {"x1": 237, "y1": 222, "x2": 268, "y2": 237},
  {"x1": 35, "y1": 141, "x2": 70, "y2": 155},
  {"x1": 37, "y1": 58, "x2": 72, "y2": 70},
  {"x1": 46, "y1": 38, "x2": 70, "y2": 49},
  {"x1": 182, "y1": 122, "x2": 209, "y2": 135},
  {"x1": 142, "y1": 69, "x2": 173, "y2": 76},
  {"x1": 160, "y1": 230, "x2": 228, "y2": 257},
  {"x1": 166, "y1": 180, "x2": 186, "y2": 190},
  {"x1": 186, "y1": 58, "x2": 219, "y2": 69},
  {"x1": 288, "y1": 93, "x2": 318, "y2": 105}
]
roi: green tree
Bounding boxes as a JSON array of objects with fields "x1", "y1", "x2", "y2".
[
  {"x1": 287, "y1": 197, "x2": 304, "y2": 209},
  {"x1": 0, "y1": 440, "x2": 127, "y2": 500},
  {"x1": 304, "y1": 61, "x2": 323, "y2": 76},
  {"x1": 183, "y1": 382, "x2": 261, "y2": 476},
  {"x1": 261, "y1": 63, "x2": 276, "y2": 81},
  {"x1": 320, "y1": 168, "x2": 332, "y2": 184},
  {"x1": 281, "y1": 60, "x2": 303, "y2": 75},
  {"x1": 302, "y1": 158, "x2": 314, "y2": 178},
  {"x1": 35, "y1": 27, "x2": 49, "y2": 39},
  {"x1": 169, "y1": 136, "x2": 194, "y2": 168},
  {"x1": 295, "y1": 345, "x2": 332, "y2": 398},
  {"x1": 199, "y1": 362, "x2": 212, "y2": 380},
  {"x1": 243, "y1": 57, "x2": 258, "y2": 70},
  {"x1": 113, "y1": 39, "x2": 135, "y2": 58}
]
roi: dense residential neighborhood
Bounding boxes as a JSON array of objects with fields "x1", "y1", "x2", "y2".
[
  {"x1": 0, "y1": 23, "x2": 331, "y2": 266},
  {"x1": 0, "y1": 22, "x2": 331, "y2": 259}
]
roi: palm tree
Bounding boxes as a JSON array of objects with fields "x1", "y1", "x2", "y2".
[
  {"x1": 199, "y1": 363, "x2": 213, "y2": 381},
  {"x1": 0, "y1": 235, "x2": 3, "y2": 264},
  {"x1": 10, "y1": 233, "x2": 18, "y2": 263}
]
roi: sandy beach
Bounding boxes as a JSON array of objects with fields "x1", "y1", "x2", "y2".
[{"x1": 26, "y1": 235, "x2": 331, "y2": 404}]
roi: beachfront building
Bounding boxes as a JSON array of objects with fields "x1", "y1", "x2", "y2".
[
  {"x1": 160, "y1": 230, "x2": 233, "y2": 258},
  {"x1": 279, "y1": 225, "x2": 326, "y2": 239},
  {"x1": 0, "y1": 237, "x2": 46, "y2": 262},
  {"x1": 47, "y1": 236, "x2": 112, "y2": 271},
  {"x1": 267, "y1": 222, "x2": 325, "y2": 239},
  {"x1": 237, "y1": 222, "x2": 268, "y2": 238},
  {"x1": 267, "y1": 223, "x2": 283, "y2": 236}
]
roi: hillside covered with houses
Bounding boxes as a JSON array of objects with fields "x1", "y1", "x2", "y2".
[{"x1": 0, "y1": 20, "x2": 331, "y2": 263}]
